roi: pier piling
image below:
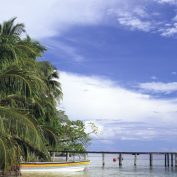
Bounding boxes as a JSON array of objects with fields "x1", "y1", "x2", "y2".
[
  {"x1": 119, "y1": 153, "x2": 122, "y2": 167},
  {"x1": 167, "y1": 154, "x2": 170, "y2": 167},
  {"x1": 134, "y1": 154, "x2": 137, "y2": 166},
  {"x1": 102, "y1": 153, "x2": 105, "y2": 167},
  {"x1": 66, "y1": 152, "x2": 69, "y2": 162},
  {"x1": 52, "y1": 152, "x2": 56, "y2": 162},
  {"x1": 150, "y1": 153, "x2": 153, "y2": 167},
  {"x1": 175, "y1": 154, "x2": 177, "y2": 167},
  {"x1": 171, "y1": 153, "x2": 173, "y2": 167}
]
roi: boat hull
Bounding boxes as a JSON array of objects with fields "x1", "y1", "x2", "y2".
[{"x1": 20, "y1": 161, "x2": 90, "y2": 173}]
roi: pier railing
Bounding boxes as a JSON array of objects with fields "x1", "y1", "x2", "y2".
[{"x1": 50, "y1": 151, "x2": 177, "y2": 167}]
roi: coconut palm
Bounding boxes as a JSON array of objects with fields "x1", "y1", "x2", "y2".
[
  {"x1": 37, "y1": 61, "x2": 62, "y2": 100},
  {"x1": 0, "y1": 18, "x2": 54, "y2": 173},
  {"x1": 0, "y1": 18, "x2": 91, "y2": 175},
  {"x1": 0, "y1": 17, "x2": 25, "y2": 36},
  {"x1": 0, "y1": 63, "x2": 51, "y2": 174},
  {"x1": 0, "y1": 17, "x2": 45, "y2": 64}
]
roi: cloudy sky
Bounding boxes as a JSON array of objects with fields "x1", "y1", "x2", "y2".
[{"x1": 2, "y1": 0, "x2": 177, "y2": 151}]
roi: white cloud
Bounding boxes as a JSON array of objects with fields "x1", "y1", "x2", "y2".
[
  {"x1": 160, "y1": 23, "x2": 177, "y2": 36},
  {"x1": 96, "y1": 121, "x2": 177, "y2": 140},
  {"x1": 96, "y1": 123, "x2": 158, "y2": 140},
  {"x1": 1, "y1": 0, "x2": 177, "y2": 39},
  {"x1": 151, "y1": 76, "x2": 158, "y2": 80},
  {"x1": 109, "y1": 6, "x2": 152, "y2": 32},
  {"x1": 60, "y1": 72, "x2": 177, "y2": 122},
  {"x1": 154, "y1": 0, "x2": 177, "y2": 4},
  {"x1": 117, "y1": 15, "x2": 152, "y2": 32},
  {"x1": 59, "y1": 72, "x2": 177, "y2": 140},
  {"x1": 44, "y1": 39, "x2": 85, "y2": 62},
  {"x1": 0, "y1": 0, "x2": 124, "y2": 39},
  {"x1": 171, "y1": 71, "x2": 177, "y2": 75},
  {"x1": 139, "y1": 82, "x2": 177, "y2": 94}
]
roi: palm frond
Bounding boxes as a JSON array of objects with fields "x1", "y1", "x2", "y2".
[
  {"x1": 0, "y1": 106, "x2": 47, "y2": 153},
  {"x1": 0, "y1": 65, "x2": 46, "y2": 98},
  {"x1": 0, "y1": 17, "x2": 25, "y2": 36},
  {"x1": 0, "y1": 135, "x2": 19, "y2": 174},
  {"x1": 40, "y1": 125, "x2": 58, "y2": 148}
]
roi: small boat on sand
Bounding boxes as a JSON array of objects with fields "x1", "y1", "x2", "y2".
[{"x1": 20, "y1": 161, "x2": 90, "y2": 173}]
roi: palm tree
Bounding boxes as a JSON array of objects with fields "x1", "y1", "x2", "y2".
[
  {"x1": 0, "y1": 18, "x2": 54, "y2": 174},
  {"x1": 0, "y1": 63, "x2": 50, "y2": 174},
  {"x1": 0, "y1": 17, "x2": 45, "y2": 64},
  {"x1": 0, "y1": 17, "x2": 25, "y2": 36},
  {"x1": 0, "y1": 18, "x2": 91, "y2": 175},
  {"x1": 37, "y1": 61, "x2": 62, "y2": 100}
]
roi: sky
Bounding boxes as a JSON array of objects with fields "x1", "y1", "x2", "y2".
[{"x1": 2, "y1": 0, "x2": 177, "y2": 151}]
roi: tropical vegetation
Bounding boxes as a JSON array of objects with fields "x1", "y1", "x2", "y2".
[{"x1": 0, "y1": 18, "x2": 91, "y2": 176}]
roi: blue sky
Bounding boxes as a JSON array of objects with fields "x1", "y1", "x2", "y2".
[{"x1": 2, "y1": 0, "x2": 177, "y2": 151}]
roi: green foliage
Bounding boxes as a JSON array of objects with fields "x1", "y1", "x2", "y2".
[
  {"x1": 54, "y1": 111, "x2": 91, "y2": 152},
  {"x1": 0, "y1": 18, "x2": 91, "y2": 175}
]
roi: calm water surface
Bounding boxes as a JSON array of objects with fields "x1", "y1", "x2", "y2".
[
  {"x1": 22, "y1": 154, "x2": 177, "y2": 177},
  {"x1": 22, "y1": 167, "x2": 177, "y2": 177}
]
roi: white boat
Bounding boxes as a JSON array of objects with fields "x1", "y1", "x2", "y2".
[{"x1": 20, "y1": 161, "x2": 90, "y2": 173}]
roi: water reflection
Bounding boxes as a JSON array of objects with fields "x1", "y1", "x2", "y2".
[
  {"x1": 22, "y1": 167, "x2": 177, "y2": 177},
  {"x1": 22, "y1": 171, "x2": 88, "y2": 177}
]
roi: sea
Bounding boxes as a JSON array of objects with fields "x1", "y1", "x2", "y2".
[{"x1": 22, "y1": 153, "x2": 177, "y2": 177}]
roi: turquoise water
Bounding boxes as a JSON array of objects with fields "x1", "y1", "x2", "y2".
[{"x1": 22, "y1": 154, "x2": 177, "y2": 177}]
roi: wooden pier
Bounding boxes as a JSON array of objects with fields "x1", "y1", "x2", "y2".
[{"x1": 51, "y1": 151, "x2": 177, "y2": 168}]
